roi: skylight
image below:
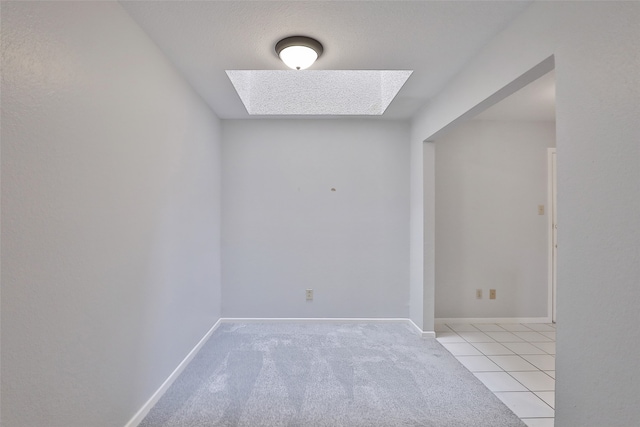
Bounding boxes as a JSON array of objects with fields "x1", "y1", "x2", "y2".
[{"x1": 226, "y1": 70, "x2": 412, "y2": 116}]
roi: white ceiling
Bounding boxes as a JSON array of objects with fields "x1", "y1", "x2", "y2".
[
  {"x1": 474, "y1": 70, "x2": 556, "y2": 121},
  {"x1": 120, "y1": 1, "x2": 533, "y2": 120}
]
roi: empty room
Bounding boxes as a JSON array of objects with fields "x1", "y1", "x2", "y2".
[{"x1": 1, "y1": 1, "x2": 638, "y2": 427}]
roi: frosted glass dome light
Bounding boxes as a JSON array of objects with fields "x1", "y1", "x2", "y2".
[
  {"x1": 275, "y1": 36, "x2": 323, "y2": 70},
  {"x1": 279, "y1": 46, "x2": 318, "y2": 70}
]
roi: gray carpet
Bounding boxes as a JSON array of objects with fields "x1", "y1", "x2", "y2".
[{"x1": 140, "y1": 322, "x2": 526, "y2": 426}]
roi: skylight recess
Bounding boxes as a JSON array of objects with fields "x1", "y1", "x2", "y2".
[{"x1": 226, "y1": 70, "x2": 412, "y2": 116}]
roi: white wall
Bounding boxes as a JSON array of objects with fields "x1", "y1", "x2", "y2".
[
  {"x1": 434, "y1": 120, "x2": 555, "y2": 319},
  {"x1": 409, "y1": 109, "x2": 436, "y2": 333},
  {"x1": 222, "y1": 120, "x2": 410, "y2": 318},
  {"x1": 409, "y1": 124, "x2": 425, "y2": 329},
  {"x1": 1, "y1": 2, "x2": 222, "y2": 426},
  {"x1": 422, "y1": 143, "x2": 436, "y2": 331},
  {"x1": 411, "y1": 2, "x2": 640, "y2": 425}
]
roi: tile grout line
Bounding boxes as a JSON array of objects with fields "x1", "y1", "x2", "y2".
[{"x1": 438, "y1": 323, "x2": 556, "y2": 426}]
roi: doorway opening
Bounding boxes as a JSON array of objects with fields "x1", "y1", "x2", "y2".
[{"x1": 431, "y1": 62, "x2": 557, "y2": 323}]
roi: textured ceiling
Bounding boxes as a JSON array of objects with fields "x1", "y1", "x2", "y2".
[
  {"x1": 120, "y1": 1, "x2": 533, "y2": 119},
  {"x1": 226, "y1": 70, "x2": 412, "y2": 115}
]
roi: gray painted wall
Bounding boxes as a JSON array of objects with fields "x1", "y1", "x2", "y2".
[
  {"x1": 434, "y1": 120, "x2": 555, "y2": 318},
  {"x1": 411, "y1": 2, "x2": 640, "y2": 425},
  {"x1": 222, "y1": 120, "x2": 410, "y2": 318},
  {"x1": 1, "y1": 2, "x2": 222, "y2": 426}
]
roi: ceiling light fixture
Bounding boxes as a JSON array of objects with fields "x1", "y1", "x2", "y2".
[{"x1": 275, "y1": 36, "x2": 323, "y2": 70}]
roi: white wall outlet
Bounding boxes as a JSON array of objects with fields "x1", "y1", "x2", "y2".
[
  {"x1": 476, "y1": 289, "x2": 483, "y2": 299},
  {"x1": 306, "y1": 289, "x2": 313, "y2": 301},
  {"x1": 538, "y1": 205, "x2": 545, "y2": 215}
]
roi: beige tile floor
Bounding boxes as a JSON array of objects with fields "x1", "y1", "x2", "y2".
[{"x1": 436, "y1": 322, "x2": 556, "y2": 427}]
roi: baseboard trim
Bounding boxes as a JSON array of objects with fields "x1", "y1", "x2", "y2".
[
  {"x1": 124, "y1": 318, "x2": 223, "y2": 427},
  {"x1": 220, "y1": 317, "x2": 411, "y2": 324},
  {"x1": 407, "y1": 319, "x2": 436, "y2": 338},
  {"x1": 220, "y1": 317, "x2": 437, "y2": 339},
  {"x1": 435, "y1": 317, "x2": 553, "y2": 324}
]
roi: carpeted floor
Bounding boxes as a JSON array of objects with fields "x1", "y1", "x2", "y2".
[{"x1": 140, "y1": 322, "x2": 526, "y2": 426}]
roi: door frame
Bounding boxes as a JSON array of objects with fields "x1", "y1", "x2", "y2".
[{"x1": 547, "y1": 148, "x2": 557, "y2": 323}]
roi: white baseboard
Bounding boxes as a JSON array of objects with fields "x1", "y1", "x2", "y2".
[
  {"x1": 407, "y1": 319, "x2": 436, "y2": 338},
  {"x1": 221, "y1": 317, "x2": 436, "y2": 338},
  {"x1": 220, "y1": 317, "x2": 412, "y2": 324},
  {"x1": 435, "y1": 317, "x2": 552, "y2": 324},
  {"x1": 124, "y1": 318, "x2": 223, "y2": 427}
]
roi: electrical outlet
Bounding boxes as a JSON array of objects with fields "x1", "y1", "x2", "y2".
[
  {"x1": 476, "y1": 289, "x2": 483, "y2": 299},
  {"x1": 489, "y1": 289, "x2": 496, "y2": 300},
  {"x1": 306, "y1": 289, "x2": 313, "y2": 301},
  {"x1": 538, "y1": 205, "x2": 545, "y2": 215}
]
